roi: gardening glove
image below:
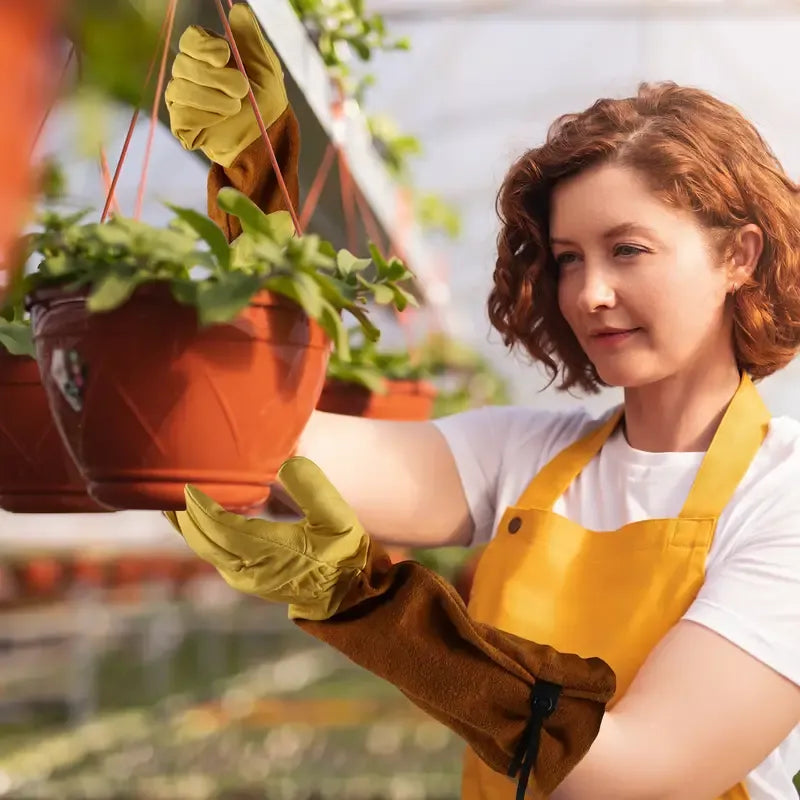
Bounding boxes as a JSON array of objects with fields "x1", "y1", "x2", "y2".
[
  {"x1": 166, "y1": 3, "x2": 288, "y2": 167},
  {"x1": 163, "y1": 457, "x2": 373, "y2": 621},
  {"x1": 174, "y1": 4, "x2": 301, "y2": 241},
  {"x1": 296, "y1": 544, "x2": 616, "y2": 800},
  {"x1": 166, "y1": 458, "x2": 616, "y2": 799}
]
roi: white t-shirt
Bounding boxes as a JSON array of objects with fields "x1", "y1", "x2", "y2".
[{"x1": 433, "y1": 405, "x2": 800, "y2": 800}]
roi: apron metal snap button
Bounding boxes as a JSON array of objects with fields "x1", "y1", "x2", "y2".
[{"x1": 508, "y1": 516, "x2": 522, "y2": 533}]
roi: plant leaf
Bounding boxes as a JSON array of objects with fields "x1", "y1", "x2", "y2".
[
  {"x1": 348, "y1": 305, "x2": 380, "y2": 342},
  {"x1": 356, "y1": 275, "x2": 394, "y2": 305},
  {"x1": 216, "y1": 188, "x2": 295, "y2": 244},
  {"x1": 166, "y1": 204, "x2": 231, "y2": 271},
  {"x1": 336, "y1": 249, "x2": 371, "y2": 276},
  {"x1": 169, "y1": 279, "x2": 199, "y2": 307},
  {"x1": 194, "y1": 273, "x2": 262, "y2": 326},
  {"x1": 318, "y1": 303, "x2": 349, "y2": 359},
  {"x1": 87, "y1": 271, "x2": 141, "y2": 312},
  {"x1": 264, "y1": 271, "x2": 323, "y2": 320},
  {"x1": 0, "y1": 320, "x2": 35, "y2": 357}
]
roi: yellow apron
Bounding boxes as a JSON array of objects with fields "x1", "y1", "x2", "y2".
[{"x1": 464, "y1": 373, "x2": 769, "y2": 800}]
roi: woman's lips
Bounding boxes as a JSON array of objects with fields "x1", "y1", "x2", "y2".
[{"x1": 588, "y1": 328, "x2": 641, "y2": 347}]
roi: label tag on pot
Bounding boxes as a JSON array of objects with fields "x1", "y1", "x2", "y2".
[{"x1": 51, "y1": 348, "x2": 86, "y2": 413}]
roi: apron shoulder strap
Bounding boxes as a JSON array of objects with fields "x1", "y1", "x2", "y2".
[
  {"x1": 515, "y1": 373, "x2": 770, "y2": 516},
  {"x1": 680, "y1": 373, "x2": 771, "y2": 519},
  {"x1": 515, "y1": 407, "x2": 624, "y2": 510}
]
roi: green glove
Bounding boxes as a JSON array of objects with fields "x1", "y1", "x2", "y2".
[
  {"x1": 164, "y1": 457, "x2": 370, "y2": 620},
  {"x1": 165, "y1": 3, "x2": 288, "y2": 167}
]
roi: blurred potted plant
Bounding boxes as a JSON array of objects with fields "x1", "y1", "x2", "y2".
[
  {"x1": 24, "y1": 188, "x2": 416, "y2": 511},
  {"x1": 318, "y1": 325, "x2": 437, "y2": 422},
  {"x1": 10, "y1": 555, "x2": 66, "y2": 601}
]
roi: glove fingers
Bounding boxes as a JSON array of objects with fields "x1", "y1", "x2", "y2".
[
  {"x1": 178, "y1": 25, "x2": 230, "y2": 68},
  {"x1": 172, "y1": 53, "x2": 250, "y2": 99},
  {"x1": 229, "y1": 4, "x2": 283, "y2": 83},
  {"x1": 169, "y1": 506, "x2": 242, "y2": 571},
  {"x1": 277, "y1": 457, "x2": 360, "y2": 536},
  {"x1": 165, "y1": 78, "x2": 243, "y2": 117},
  {"x1": 183, "y1": 484, "x2": 302, "y2": 564},
  {"x1": 168, "y1": 106, "x2": 227, "y2": 142}
]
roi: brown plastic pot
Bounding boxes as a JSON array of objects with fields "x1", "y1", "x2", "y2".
[
  {"x1": 0, "y1": 350, "x2": 106, "y2": 513},
  {"x1": 12, "y1": 557, "x2": 64, "y2": 598},
  {"x1": 29, "y1": 285, "x2": 329, "y2": 511},
  {"x1": 316, "y1": 378, "x2": 436, "y2": 421}
]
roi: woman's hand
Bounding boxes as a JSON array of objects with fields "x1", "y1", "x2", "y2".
[
  {"x1": 164, "y1": 457, "x2": 372, "y2": 620},
  {"x1": 165, "y1": 3, "x2": 288, "y2": 167}
]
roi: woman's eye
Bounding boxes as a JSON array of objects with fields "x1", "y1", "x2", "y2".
[
  {"x1": 555, "y1": 252, "x2": 579, "y2": 267},
  {"x1": 614, "y1": 244, "x2": 647, "y2": 258}
]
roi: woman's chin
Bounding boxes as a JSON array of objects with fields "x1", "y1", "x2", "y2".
[{"x1": 592, "y1": 359, "x2": 662, "y2": 390}]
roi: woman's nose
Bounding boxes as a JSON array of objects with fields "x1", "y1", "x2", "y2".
[{"x1": 576, "y1": 267, "x2": 616, "y2": 313}]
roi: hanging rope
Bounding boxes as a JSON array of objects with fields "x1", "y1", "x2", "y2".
[
  {"x1": 212, "y1": 0, "x2": 302, "y2": 235},
  {"x1": 134, "y1": 0, "x2": 179, "y2": 219},
  {"x1": 31, "y1": 42, "x2": 74, "y2": 153},
  {"x1": 99, "y1": 148, "x2": 121, "y2": 216},
  {"x1": 101, "y1": 4, "x2": 175, "y2": 222}
]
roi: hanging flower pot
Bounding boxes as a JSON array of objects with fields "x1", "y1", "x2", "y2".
[
  {"x1": 25, "y1": 190, "x2": 417, "y2": 511},
  {"x1": 31, "y1": 284, "x2": 329, "y2": 512},
  {"x1": 0, "y1": 315, "x2": 105, "y2": 513},
  {"x1": 316, "y1": 328, "x2": 437, "y2": 422},
  {"x1": 317, "y1": 377, "x2": 436, "y2": 421}
]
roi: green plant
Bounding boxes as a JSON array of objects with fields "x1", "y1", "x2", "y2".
[
  {"x1": 0, "y1": 306, "x2": 34, "y2": 358},
  {"x1": 289, "y1": 0, "x2": 409, "y2": 93},
  {"x1": 327, "y1": 327, "x2": 429, "y2": 392},
  {"x1": 367, "y1": 114, "x2": 423, "y2": 181},
  {"x1": 413, "y1": 191, "x2": 462, "y2": 240},
  {"x1": 23, "y1": 188, "x2": 417, "y2": 360}
]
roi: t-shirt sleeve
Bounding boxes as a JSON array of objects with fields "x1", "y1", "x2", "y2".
[
  {"x1": 432, "y1": 407, "x2": 510, "y2": 545},
  {"x1": 682, "y1": 511, "x2": 800, "y2": 686},
  {"x1": 432, "y1": 405, "x2": 580, "y2": 546}
]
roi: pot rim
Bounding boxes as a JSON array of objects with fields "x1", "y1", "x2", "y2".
[{"x1": 27, "y1": 282, "x2": 302, "y2": 313}]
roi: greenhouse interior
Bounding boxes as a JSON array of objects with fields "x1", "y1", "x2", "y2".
[{"x1": 1, "y1": 1, "x2": 799, "y2": 799}]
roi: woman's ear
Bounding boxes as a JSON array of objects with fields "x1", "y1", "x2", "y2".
[{"x1": 727, "y1": 224, "x2": 763, "y2": 291}]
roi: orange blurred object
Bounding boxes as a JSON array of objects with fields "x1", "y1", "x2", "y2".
[{"x1": 0, "y1": 1, "x2": 61, "y2": 299}]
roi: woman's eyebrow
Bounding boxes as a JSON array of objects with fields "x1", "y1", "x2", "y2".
[{"x1": 550, "y1": 222, "x2": 659, "y2": 246}]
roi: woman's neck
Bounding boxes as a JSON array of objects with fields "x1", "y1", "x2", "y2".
[{"x1": 622, "y1": 359, "x2": 742, "y2": 453}]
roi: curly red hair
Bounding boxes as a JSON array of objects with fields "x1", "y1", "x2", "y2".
[{"x1": 488, "y1": 81, "x2": 800, "y2": 393}]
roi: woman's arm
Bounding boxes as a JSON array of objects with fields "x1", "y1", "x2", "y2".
[
  {"x1": 294, "y1": 410, "x2": 474, "y2": 548},
  {"x1": 550, "y1": 619, "x2": 800, "y2": 800}
]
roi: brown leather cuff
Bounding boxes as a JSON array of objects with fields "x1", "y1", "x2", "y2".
[
  {"x1": 207, "y1": 104, "x2": 301, "y2": 242},
  {"x1": 295, "y1": 541, "x2": 616, "y2": 798}
]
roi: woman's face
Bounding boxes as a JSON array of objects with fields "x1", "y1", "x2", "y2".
[{"x1": 551, "y1": 164, "x2": 736, "y2": 389}]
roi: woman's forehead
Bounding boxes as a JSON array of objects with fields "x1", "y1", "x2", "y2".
[{"x1": 549, "y1": 165, "x2": 690, "y2": 241}]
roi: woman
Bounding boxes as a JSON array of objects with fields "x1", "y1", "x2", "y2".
[{"x1": 168, "y1": 11, "x2": 800, "y2": 799}]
